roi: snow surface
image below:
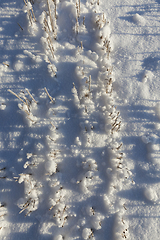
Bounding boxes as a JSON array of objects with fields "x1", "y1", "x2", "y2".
[{"x1": 0, "y1": 0, "x2": 160, "y2": 239}]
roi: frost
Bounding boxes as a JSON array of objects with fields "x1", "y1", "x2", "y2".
[
  {"x1": 45, "y1": 161, "x2": 57, "y2": 174},
  {"x1": 82, "y1": 228, "x2": 92, "y2": 239},
  {"x1": 23, "y1": 2, "x2": 32, "y2": 12},
  {"x1": 87, "y1": 50, "x2": 99, "y2": 61},
  {"x1": 14, "y1": 60, "x2": 24, "y2": 71},
  {"x1": 82, "y1": 158, "x2": 97, "y2": 171},
  {"x1": 0, "y1": 103, "x2": 6, "y2": 110},
  {"x1": 72, "y1": 83, "x2": 80, "y2": 107},
  {"x1": 100, "y1": 21, "x2": 111, "y2": 39},
  {"x1": 39, "y1": 12, "x2": 45, "y2": 24},
  {"x1": 0, "y1": 202, "x2": 7, "y2": 233},
  {"x1": 17, "y1": 173, "x2": 42, "y2": 214},
  {"x1": 113, "y1": 212, "x2": 129, "y2": 239},
  {"x1": 26, "y1": 153, "x2": 33, "y2": 159},
  {"x1": 142, "y1": 70, "x2": 154, "y2": 83},
  {"x1": 24, "y1": 50, "x2": 36, "y2": 60},
  {"x1": 54, "y1": 235, "x2": 63, "y2": 240}
]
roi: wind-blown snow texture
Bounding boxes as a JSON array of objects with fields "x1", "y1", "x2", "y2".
[{"x1": 0, "y1": 0, "x2": 160, "y2": 240}]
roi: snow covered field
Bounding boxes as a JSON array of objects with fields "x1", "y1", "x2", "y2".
[{"x1": 0, "y1": 0, "x2": 160, "y2": 239}]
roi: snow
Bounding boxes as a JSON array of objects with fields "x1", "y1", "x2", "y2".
[
  {"x1": 132, "y1": 13, "x2": 146, "y2": 25},
  {"x1": 82, "y1": 228, "x2": 93, "y2": 239},
  {"x1": 0, "y1": 0, "x2": 160, "y2": 239}
]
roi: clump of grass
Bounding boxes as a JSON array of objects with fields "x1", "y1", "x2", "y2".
[
  {"x1": 47, "y1": 0, "x2": 57, "y2": 39},
  {"x1": 42, "y1": 6, "x2": 56, "y2": 58},
  {"x1": 76, "y1": 0, "x2": 81, "y2": 18},
  {"x1": 16, "y1": 173, "x2": 42, "y2": 216},
  {"x1": 49, "y1": 185, "x2": 70, "y2": 227},
  {"x1": 23, "y1": 0, "x2": 36, "y2": 26},
  {"x1": 8, "y1": 89, "x2": 38, "y2": 125},
  {"x1": 74, "y1": 0, "x2": 81, "y2": 34},
  {"x1": 47, "y1": 0, "x2": 54, "y2": 33}
]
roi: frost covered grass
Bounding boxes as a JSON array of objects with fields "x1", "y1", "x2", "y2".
[
  {"x1": 1, "y1": 0, "x2": 127, "y2": 238},
  {"x1": 0, "y1": 0, "x2": 160, "y2": 239}
]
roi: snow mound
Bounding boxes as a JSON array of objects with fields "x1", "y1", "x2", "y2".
[
  {"x1": 144, "y1": 187, "x2": 158, "y2": 202},
  {"x1": 132, "y1": 13, "x2": 145, "y2": 25}
]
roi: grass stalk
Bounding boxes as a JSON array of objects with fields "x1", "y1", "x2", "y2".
[
  {"x1": 47, "y1": 37, "x2": 55, "y2": 58},
  {"x1": 44, "y1": 17, "x2": 51, "y2": 33},
  {"x1": 52, "y1": 0, "x2": 57, "y2": 19},
  {"x1": 28, "y1": 9, "x2": 33, "y2": 25},
  {"x1": 47, "y1": 0, "x2": 55, "y2": 33},
  {"x1": 25, "y1": 88, "x2": 38, "y2": 104},
  {"x1": 44, "y1": 87, "x2": 55, "y2": 103},
  {"x1": 79, "y1": 0, "x2": 80, "y2": 17},
  {"x1": 89, "y1": 75, "x2": 91, "y2": 92},
  {"x1": 8, "y1": 89, "x2": 26, "y2": 105},
  {"x1": 23, "y1": 0, "x2": 27, "y2": 5},
  {"x1": 3, "y1": 62, "x2": 9, "y2": 67},
  {"x1": 30, "y1": 8, "x2": 36, "y2": 22},
  {"x1": 26, "y1": 0, "x2": 36, "y2": 22},
  {"x1": 17, "y1": 23, "x2": 23, "y2": 30}
]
